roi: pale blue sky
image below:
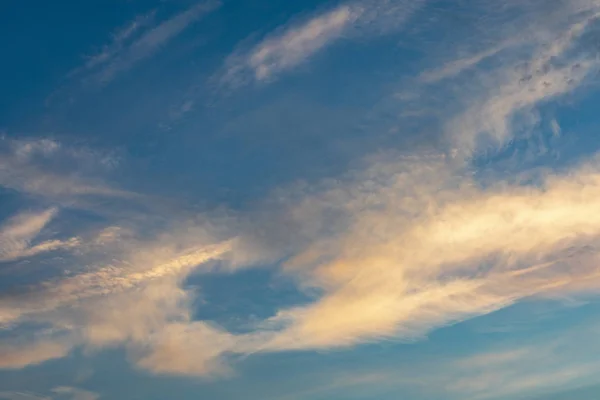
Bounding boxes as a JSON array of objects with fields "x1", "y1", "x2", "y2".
[{"x1": 2, "y1": 1, "x2": 600, "y2": 399}]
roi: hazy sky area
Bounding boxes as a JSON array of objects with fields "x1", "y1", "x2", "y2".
[{"x1": 3, "y1": 0, "x2": 600, "y2": 399}]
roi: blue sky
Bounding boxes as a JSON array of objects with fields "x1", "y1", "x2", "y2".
[{"x1": 3, "y1": 0, "x2": 600, "y2": 399}]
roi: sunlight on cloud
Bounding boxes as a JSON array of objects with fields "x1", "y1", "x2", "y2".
[
  {"x1": 0, "y1": 340, "x2": 72, "y2": 369},
  {"x1": 249, "y1": 6, "x2": 358, "y2": 81},
  {"x1": 223, "y1": 5, "x2": 359, "y2": 84},
  {"x1": 0, "y1": 234, "x2": 233, "y2": 324},
  {"x1": 254, "y1": 155, "x2": 600, "y2": 350},
  {"x1": 135, "y1": 321, "x2": 236, "y2": 377},
  {"x1": 222, "y1": 0, "x2": 423, "y2": 85},
  {"x1": 0, "y1": 215, "x2": 234, "y2": 372},
  {"x1": 5, "y1": 0, "x2": 600, "y2": 385},
  {"x1": 0, "y1": 208, "x2": 78, "y2": 262},
  {"x1": 0, "y1": 138, "x2": 129, "y2": 199}
]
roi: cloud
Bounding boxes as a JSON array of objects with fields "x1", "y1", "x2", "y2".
[
  {"x1": 77, "y1": 1, "x2": 220, "y2": 85},
  {"x1": 0, "y1": 208, "x2": 79, "y2": 262},
  {"x1": 10, "y1": 139, "x2": 61, "y2": 161},
  {"x1": 0, "y1": 137, "x2": 129, "y2": 200},
  {"x1": 134, "y1": 322, "x2": 236, "y2": 377},
  {"x1": 0, "y1": 212, "x2": 235, "y2": 373},
  {"x1": 0, "y1": 339, "x2": 72, "y2": 369},
  {"x1": 249, "y1": 151, "x2": 600, "y2": 350},
  {"x1": 441, "y1": 3, "x2": 600, "y2": 153},
  {"x1": 0, "y1": 388, "x2": 98, "y2": 400},
  {"x1": 0, "y1": 230, "x2": 232, "y2": 324},
  {"x1": 438, "y1": 327, "x2": 600, "y2": 400},
  {"x1": 419, "y1": 40, "x2": 515, "y2": 83},
  {"x1": 82, "y1": 11, "x2": 157, "y2": 71},
  {"x1": 225, "y1": 6, "x2": 359, "y2": 83},
  {"x1": 35, "y1": 146, "x2": 600, "y2": 376},
  {"x1": 9, "y1": 146, "x2": 600, "y2": 374},
  {"x1": 0, "y1": 393, "x2": 50, "y2": 400},
  {"x1": 51, "y1": 387, "x2": 99, "y2": 400},
  {"x1": 301, "y1": 322, "x2": 600, "y2": 400},
  {"x1": 221, "y1": 0, "x2": 424, "y2": 85},
  {"x1": 5, "y1": 0, "x2": 600, "y2": 383}
]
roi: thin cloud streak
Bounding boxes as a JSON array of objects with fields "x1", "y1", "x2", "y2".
[
  {"x1": 0, "y1": 208, "x2": 78, "y2": 263},
  {"x1": 444, "y1": 4, "x2": 600, "y2": 153},
  {"x1": 225, "y1": 5, "x2": 360, "y2": 83},
  {"x1": 75, "y1": 1, "x2": 220, "y2": 85},
  {"x1": 51, "y1": 387, "x2": 99, "y2": 400},
  {"x1": 0, "y1": 339, "x2": 72, "y2": 370},
  {"x1": 0, "y1": 138, "x2": 131, "y2": 200},
  {"x1": 221, "y1": 0, "x2": 424, "y2": 86}
]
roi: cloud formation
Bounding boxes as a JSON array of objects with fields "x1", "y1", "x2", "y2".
[
  {"x1": 0, "y1": 137, "x2": 128, "y2": 200},
  {"x1": 226, "y1": 6, "x2": 359, "y2": 83},
  {"x1": 0, "y1": 211, "x2": 234, "y2": 370},
  {"x1": 4, "y1": 0, "x2": 600, "y2": 386},
  {"x1": 246, "y1": 152, "x2": 600, "y2": 350},
  {"x1": 433, "y1": 1, "x2": 600, "y2": 153},
  {"x1": 0, "y1": 340, "x2": 72, "y2": 370},
  {"x1": 221, "y1": 0, "x2": 423, "y2": 85},
  {"x1": 0, "y1": 208, "x2": 73, "y2": 262},
  {"x1": 74, "y1": 1, "x2": 220, "y2": 85},
  {"x1": 51, "y1": 387, "x2": 99, "y2": 400}
]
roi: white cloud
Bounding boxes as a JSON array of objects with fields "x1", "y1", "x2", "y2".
[
  {"x1": 236, "y1": 153, "x2": 600, "y2": 350},
  {"x1": 0, "y1": 137, "x2": 129, "y2": 200},
  {"x1": 440, "y1": 4, "x2": 600, "y2": 153},
  {"x1": 244, "y1": 6, "x2": 358, "y2": 82},
  {"x1": 5, "y1": 0, "x2": 600, "y2": 383},
  {"x1": 134, "y1": 322, "x2": 236, "y2": 377},
  {"x1": 0, "y1": 208, "x2": 78, "y2": 262},
  {"x1": 0, "y1": 214, "x2": 234, "y2": 373},
  {"x1": 9, "y1": 150, "x2": 600, "y2": 375},
  {"x1": 0, "y1": 233, "x2": 232, "y2": 324},
  {"x1": 221, "y1": 0, "x2": 423, "y2": 85}
]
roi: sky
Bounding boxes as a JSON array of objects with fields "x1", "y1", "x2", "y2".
[{"x1": 3, "y1": 0, "x2": 600, "y2": 399}]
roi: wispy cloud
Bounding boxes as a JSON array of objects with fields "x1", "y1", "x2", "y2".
[
  {"x1": 419, "y1": 40, "x2": 515, "y2": 83},
  {"x1": 0, "y1": 137, "x2": 130, "y2": 201},
  {"x1": 5, "y1": 0, "x2": 600, "y2": 385},
  {"x1": 0, "y1": 387, "x2": 98, "y2": 400},
  {"x1": 51, "y1": 387, "x2": 99, "y2": 400},
  {"x1": 224, "y1": 6, "x2": 360, "y2": 84},
  {"x1": 221, "y1": 0, "x2": 424, "y2": 86},
  {"x1": 82, "y1": 11, "x2": 157, "y2": 71},
  {"x1": 73, "y1": 1, "x2": 220, "y2": 86},
  {"x1": 435, "y1": 3, "x2": 600, "y2": 153},
  {"x1": 249, "y1": 153, "x2": 600, "y2": 350},
  {"x1": 0, "y1": 208, "x2": 78, "y2": 262},
  {"x1": 0, "y1": 212, "x2": 234, "y2": 370},
  {"x1": 439, "y1": 328, "x2": 600, "y2": 400},
  {"x1": 0, "y1": 392, "x2": 50, "y2": 400},
  {"x1": 0, "y1": 339, "x2": 72, "y2": 370}
]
